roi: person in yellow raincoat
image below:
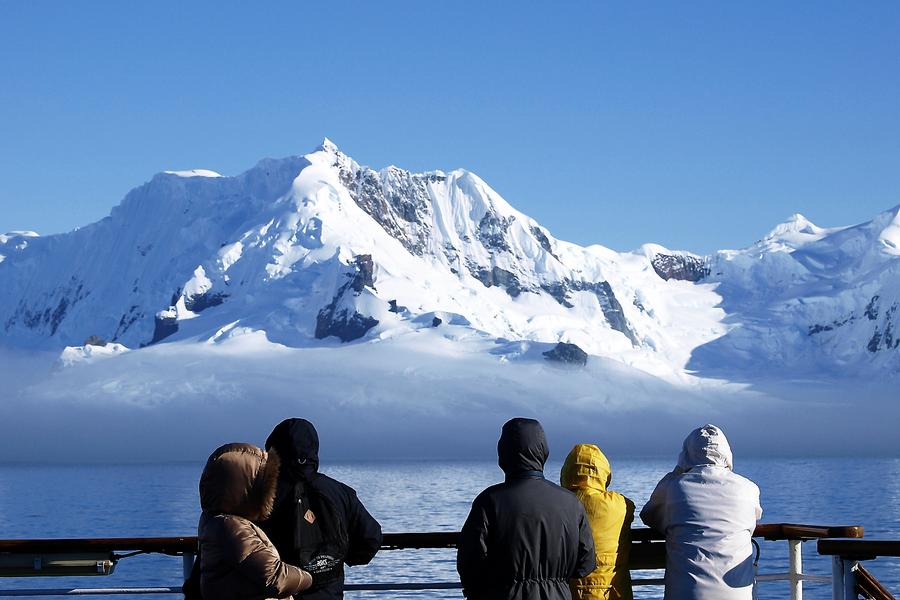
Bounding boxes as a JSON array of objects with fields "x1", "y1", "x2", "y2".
[{"x1": 561, "y1": 444, "x2": 635, "y2": 600}]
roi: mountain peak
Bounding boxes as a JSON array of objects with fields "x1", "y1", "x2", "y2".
[
  {"x1": 316, "y1": 137, "x2": 339, "y2": 153},
  {"x1": 775, "y1": 213, "x2": 817, "y2": 234},
  {"x1": 752, "y1": 213, "x2": 826, "y2": 253}
]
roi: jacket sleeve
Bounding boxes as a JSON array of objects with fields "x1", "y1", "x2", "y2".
[
  {"x1": 624, "y1": 496, "x2": 636, "y2": 526},
  {"x1": 752, "y1": 482, "x2": 763, "y2": 521},
  {"x1": 572, "y1": 505, "x2": 597, "y2": 579},
  {"x1": 457, "y1": 493, "x2": 490, "y2": 597},
  {"x1": 344, "y1": 487, "x2": 383, "y2": 566},
  {"x1": 225, "y1": 519, "x2": 313, "y2": 598},
  {"x1": 639, "y1": 473, "x2": 673, "y2": 533}
]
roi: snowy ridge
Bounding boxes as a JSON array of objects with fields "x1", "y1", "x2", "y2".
[
  {"x1": 0, "y1": 230, "x2": 39, "y2": 264},
  {"x1": 1, "y1": 141, "x2": 899, "y2": 382},
  {"x1": 699, "y1": 205, "x2": 900, "y2": 376}
]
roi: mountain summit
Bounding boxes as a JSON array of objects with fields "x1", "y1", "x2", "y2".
[{"x1": 1, "y1": 141, "x2": 898, "y2": 381}]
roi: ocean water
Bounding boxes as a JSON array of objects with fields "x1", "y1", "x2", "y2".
[{"x1": 0, "y1": 458, "x2": 898, "y2": 599}]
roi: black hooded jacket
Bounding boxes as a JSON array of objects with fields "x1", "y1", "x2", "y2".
[
  {"x1": 262, "y1": 419, "x2": 383, "y2": 600},
  {"x1": 457, "y1": 418, "x2": 596, "y2": 600}
]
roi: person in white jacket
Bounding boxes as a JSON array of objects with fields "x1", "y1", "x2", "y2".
[{"x1": 640, "y1": 424, "x2": 762, "y2": 600}]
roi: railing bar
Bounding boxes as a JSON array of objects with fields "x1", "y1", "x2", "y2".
[
  {"x1": 756, "y1": 574, "x2": 832, "y2": 583},
  {"x1": 0, "y1": 589, "x2": 181, "y2": 596},
  {"x1": 0, "y1": 523, "x2": 866, "y2": 555},
  {"x1": 345, "y1": 583, "x2": 461, "y2": 591},
  {"x1": 0, "y1": 579, "x2": 672, "y2": 596},
  {"x1": 631, "y1": 578, "x2": 665, "y2": 585},
  {"x1": 800, "y1": 575, "x2": 833, "y2": 583}
]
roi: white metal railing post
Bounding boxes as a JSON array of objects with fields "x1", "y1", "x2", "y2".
[
  {"x1": 789, "y1": 539, "x2": 803, "y2": 600},
  {"x1": 842, "y1": 559, "x2": 857, "y2": 600},
  {"x1": 832, "y1": 556, "x2": 843, "y2": 600},
  {"x1": 182, "y1": 552, "x2": 195, "y2": 582}
]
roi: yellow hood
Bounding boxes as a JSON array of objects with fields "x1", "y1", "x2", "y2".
[{"x1": 561, "y1": 443, "x2": 612, "y2": 492}]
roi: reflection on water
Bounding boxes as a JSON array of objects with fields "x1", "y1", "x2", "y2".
[{"x1": 0, "y1": 458, "x2": 897, "y2": 599}]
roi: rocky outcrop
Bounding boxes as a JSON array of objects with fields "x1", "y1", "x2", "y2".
[
  {"x1": 149, "y1": 308, "x2": 178, "y2": 345},
  {"x1": 542, "y1": 279, "x2": 639, "y2": 346},
  {"x1": 315, "y1": 309, "x2": 378, "y2": 342},
  {"x1": 651, "y1": 253, "x2": 709, "y2": 282},
  {"x1": 349, "y1": 254, "x2": 375, "y2": 292},
  {"x1": 530, "y1": 226, "x2": 560, "y2": 262},
  {"x1": 543, "y1": 342, "x2": 588, "y2": 366},
  {"x1": 808, "y1": 315, "x2": 854, "y2": 336},
  {"x1": 337, "y1": 161, "x2": 433, "y2": 256},
  {"x1": 867, "y1": 304, "x2": 898, "y2": 352},
  {"x1": 184, "y1": 291, "x2": 228, "y2": 313},
  {"x1": 388, "y1": 299, "x2": 407, "y2": 314},
  {"x1": 83, "y1": 335, "x2": 107, "y2": 347},
  {"x1": 865, "y1": 296, "x2": 880, "y2": 321},
  {"x1": 469, "y1": 264, "x2": 523, "y2": 297},
  {"x1": 476, "y1": 211, "x2": 514, "y2": 253},
  {"x1": 315, "y1": 255, "x2": 379, "y2": 343}
]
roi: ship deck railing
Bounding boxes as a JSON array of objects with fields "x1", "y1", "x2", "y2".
[
  {"x1": 818, "y1": 539, "x2": 900, "y2": 600},
  {"x1": 0, "y1": 523, "x2": 876, "y2": 599}
]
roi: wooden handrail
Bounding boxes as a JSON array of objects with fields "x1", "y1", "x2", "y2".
[
  {"x1": 756, "y1": 524, "x2": 864, "y2": 541},
  {"x1": 0, "y1": 537, "x2": 196, "y2": 555},
  {"x1": 0, "y1": 523, "x2": 862, "y2": 556},
  {"x1": 818, "y1": 539, "x2": 900, "y2": 560}
]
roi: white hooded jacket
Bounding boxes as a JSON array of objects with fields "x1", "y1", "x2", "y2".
[{"x1": 640, "y1": 425, "x2": 762, "y2": 600}]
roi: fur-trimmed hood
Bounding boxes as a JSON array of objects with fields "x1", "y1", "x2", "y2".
[{"x1": 199, "y1": 443, "x2": 280, "y2": 521}]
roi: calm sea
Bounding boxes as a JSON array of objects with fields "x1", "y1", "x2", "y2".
[{"x1": 0, "y1": 458, "x2": 897, "y2": 599}]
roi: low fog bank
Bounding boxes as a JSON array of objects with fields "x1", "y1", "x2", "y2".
[{"x1": 0, "y1": 339, "x2": 896, "y2": 463}]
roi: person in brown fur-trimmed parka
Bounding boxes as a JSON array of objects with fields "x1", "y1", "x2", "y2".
[{"x1": 198, "y1": 443, "x2": 313, "y2": 600}]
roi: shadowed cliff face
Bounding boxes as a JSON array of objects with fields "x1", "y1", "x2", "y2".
[{"x1": 315, "y1": 255, "x2": 379, "y2": 342}]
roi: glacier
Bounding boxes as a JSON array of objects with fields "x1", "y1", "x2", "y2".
[{"x1": 0, "y1": 140, "x2": 897, "y2": 460}]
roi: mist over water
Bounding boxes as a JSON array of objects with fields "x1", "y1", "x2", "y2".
[{"x1": 1, "y1": 345, "x2": 898, "y2": 464}]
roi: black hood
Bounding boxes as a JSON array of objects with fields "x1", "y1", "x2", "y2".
[
  {"x1": 497, "y1": 418, "x2": 549, "y2": 477},
  {"x1": 264, "y1": 418, "x2": 319, "y2": 481}
]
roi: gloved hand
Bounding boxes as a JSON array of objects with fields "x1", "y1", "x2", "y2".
[{"x1": 305, "y1": 554, "x2": 342, "y2": 589}]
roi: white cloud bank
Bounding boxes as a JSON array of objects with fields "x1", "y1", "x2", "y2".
[{"x1": 1, "y1": 330, "x2": 896, "y2": 463}]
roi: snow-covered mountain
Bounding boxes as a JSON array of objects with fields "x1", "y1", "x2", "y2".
[{"x1": 2, "y1": 140, "x2": 898, "y2": 382}]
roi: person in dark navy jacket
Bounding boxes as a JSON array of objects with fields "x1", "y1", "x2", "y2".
[
  {"x1": 263, "y1": 418, "x2": 382, "y2": 600},
  {"x1": 457, "y1": 418, "x2": 596, "y2": 600}
]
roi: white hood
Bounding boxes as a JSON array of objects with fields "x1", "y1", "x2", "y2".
[{"x1": 676, "y1": 424, "x2": 733, "y2": 471}]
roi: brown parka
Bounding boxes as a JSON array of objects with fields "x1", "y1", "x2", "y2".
[{"x1": 198, "y1": 443, "x2": 313, "y2": 600}]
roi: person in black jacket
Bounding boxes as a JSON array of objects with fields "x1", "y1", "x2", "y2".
[
  {"x1": 457, "y1": 417, "x2": 597, "y2": 600},
  {"x1": 262, "y1": 418, "x2": 382, "y2": 600}
]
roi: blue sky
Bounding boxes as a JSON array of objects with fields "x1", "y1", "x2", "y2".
[{"x1": 0, "y1": 2, "x2": 897, "y2": 254}]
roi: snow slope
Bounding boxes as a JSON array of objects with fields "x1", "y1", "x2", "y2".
[{"x1": 693, "y1": 207, "x2": 900, "y2": 377}]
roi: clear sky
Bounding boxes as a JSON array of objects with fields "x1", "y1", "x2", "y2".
[{"x1": 1, "y1": 2, "x2": 898, "y2": 254}]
